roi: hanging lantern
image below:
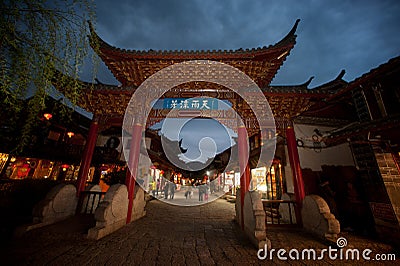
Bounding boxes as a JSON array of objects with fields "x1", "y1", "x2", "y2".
[
  {"x1": 43, "y1": 113, "x2": 53, "y2": 120},
  {"x1": 61, "y1": 164, "x2": 69, "y2": 171},
  {"x1": 67, "y1": 131, "x2": 75, "y2": 138}
]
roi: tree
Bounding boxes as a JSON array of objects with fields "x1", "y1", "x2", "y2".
[{"x1": 0, "y1": 0, "x2": 97, "y2": 153}]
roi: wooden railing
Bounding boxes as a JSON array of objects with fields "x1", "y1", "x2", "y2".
[
  {"x1": 262, "y1": 199, "x2": 298, "y2": 227},
  {"x1": 77, "y1": 191, "x2": 106, "y2": 214}
]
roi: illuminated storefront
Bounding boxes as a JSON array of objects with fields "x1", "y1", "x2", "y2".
[
  {"x1": 222, "y1": 171, "x2": 240, "y2": 195},
  {"x1": 0, "y1": 154, "x2": 83, "y2": 181},
  {"x1": 0, "y1": 153, "x2": 9, "y2": 174},
  {"x1": 251, "y1": 160, "x2": 283, "y2": 200}
]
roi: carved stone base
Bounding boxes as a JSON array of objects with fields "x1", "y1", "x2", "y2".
[
  {"x1": 15, "y1": 184, "x2": 78, "y2": 236},
  {"x1": 88, "y1": 184, "x2": 146, "y2": 240},
  {"x1": 301, "y1": 194, "x2": 340, "y2": 242},
  {"x1": 236, "y1": 189, "x2": 271, "y2": 249}
]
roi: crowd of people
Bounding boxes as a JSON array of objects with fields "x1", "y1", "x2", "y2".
[{"x1": 150, "y1": 178, "x2": 218, "y2": 202}]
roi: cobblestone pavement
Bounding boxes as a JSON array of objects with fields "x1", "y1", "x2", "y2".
[{"x1": 0, "y1": 198, "x2": 398, "y2": 265}]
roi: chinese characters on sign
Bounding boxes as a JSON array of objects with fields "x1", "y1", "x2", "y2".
[{"x1": 162, "y1": 98, "x2": 219, "y2": 110}]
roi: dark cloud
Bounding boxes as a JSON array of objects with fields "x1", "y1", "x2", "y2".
[{"x1": 87, "y1": 0, "x2": 400, "y2": 87}]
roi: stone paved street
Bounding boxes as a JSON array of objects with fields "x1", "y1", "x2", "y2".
[{"x1": 0, "y1": 198, "x2": 398, "y2": 265}]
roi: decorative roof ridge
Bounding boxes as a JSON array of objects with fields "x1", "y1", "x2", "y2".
[
  {"x1": 273, "y1": 19, "x2": 300, "y2": 48},
  {"x1": 267, "y1": 75, "x2": 314, "y2": 91},
  {"x1": 300, "y1": 76, "x2": 314, "y2": 87},
  {"x1": 52, "y1": 68, "x2": 135, "y2": 92},
  {"x1": 263, "y1": 86, "x2": 326, "y2": 95},
  {"x1": 335, "y1": 69, "x2": 346, "y2": 80},
  {"x1": 326, "y1": 55, "x2": 400, "y2": 101},
  {"x1": 88, "y1": 21, "x2": 113, "y2": 54},
  {"x1": 348, "y1": 55, "x2": 400, "y2": 85},
  {"x1": 84, "y1": 82, "x2": 134, "y2": 92},
  {"x1": 88, "y1": 19, "x2": 299, "y2": 57},
  {"x1": 309, "y1": 70, "x2": 347, "y2": 91}
]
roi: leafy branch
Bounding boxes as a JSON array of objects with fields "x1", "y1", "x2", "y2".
[{"x1": 0, "y1": 0, "x2": 98, "y2": 154}]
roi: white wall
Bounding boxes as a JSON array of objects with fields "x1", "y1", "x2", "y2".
[{"x1": 294, "y1": 124, "x2": 355, "y2": 171}]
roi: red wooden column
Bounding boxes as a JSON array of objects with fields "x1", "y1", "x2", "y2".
[
  {"x1": 77, "y1": 116, "x2": 99, "y2": 197},
  {"x1": 286, "y1": 126, "x2": 305, "y2": 224},
  {"x1": 125, "y1": 122, "x2": 143, "y2": 224},
  {"x1": 238, "y1": 125, "x2": 250, "y2": 230}
]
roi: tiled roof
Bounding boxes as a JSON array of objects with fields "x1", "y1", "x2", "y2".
[{"x1": 88, "y1": 20, "x2": 300, "y2": 88}]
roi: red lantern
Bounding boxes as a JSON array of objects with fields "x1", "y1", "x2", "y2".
[
  {"x1": 43, "y1": 113, "x2": 53, "y2": 120},
  {"x1": 61, "y1": 164, "x2": 69, "y2": 172}
]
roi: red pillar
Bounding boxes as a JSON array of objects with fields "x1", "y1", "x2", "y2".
[
  {"x1": 238, "y1": 126, "x2": 250, "y2": 230},
  {"x1": 77, "y1": 117, "x2": 99, "y2": 197},
  {"x1": 125, "y1": 122, "x2": 143, "y2": 224},
  {"x1": 286, "y1": 126, "x2": 305, "y2": 224}
]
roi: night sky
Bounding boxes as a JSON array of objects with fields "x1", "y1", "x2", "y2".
[
  {"x1": 86, "y1": 0, "x2": 400, "y2": 87},
  {"x1": 78, "y1": 0, "x2": 400, "y2": 162}
]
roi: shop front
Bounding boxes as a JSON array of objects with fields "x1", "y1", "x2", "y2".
[
  {"x1": 251, "y1": 160, "x2": 284, "y2": 200},
  {"x1": 0, "y1": 154, "x2": 82, "y2": 181}
]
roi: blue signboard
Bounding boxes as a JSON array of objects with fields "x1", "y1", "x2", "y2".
[{"x1": 162, "y1": 98, "x2": 219, "y2": 110}]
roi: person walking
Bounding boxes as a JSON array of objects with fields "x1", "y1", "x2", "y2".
[
  {"x1": 169, "y1": 181, "x2": 177, "y2": 199},
  {"x1": 163, "y1": 182, "x2": 169, "y2": 199},
  {"x1": 152, "y1": 180, "x2": 156, "y2": 197},
  {"x1": 156, "y1": 179, "x2": 160, "y2": 196},
  {"x1": 198, "y1": 184, "x2": 205, "y2": 201},
  {"x1": 185, "y1": 185, "x2": 193, "y2": 199},
  {"x1": 204, "y1": 183, "x2": 209, "y2": 201}
]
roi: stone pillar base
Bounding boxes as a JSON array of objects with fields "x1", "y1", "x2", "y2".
[
  {"x1": 301, "y1": 194, "x2": 340, "y2": 242},
  {"x1": 236, "y1": 189, "x2": 271, "y2": 249},
  {"x1": 15, "y1": 184, "x2": 78, "y2": 236},
  {"x1": 87, "y1": 184, "x2": 146, "y2": 240}
]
